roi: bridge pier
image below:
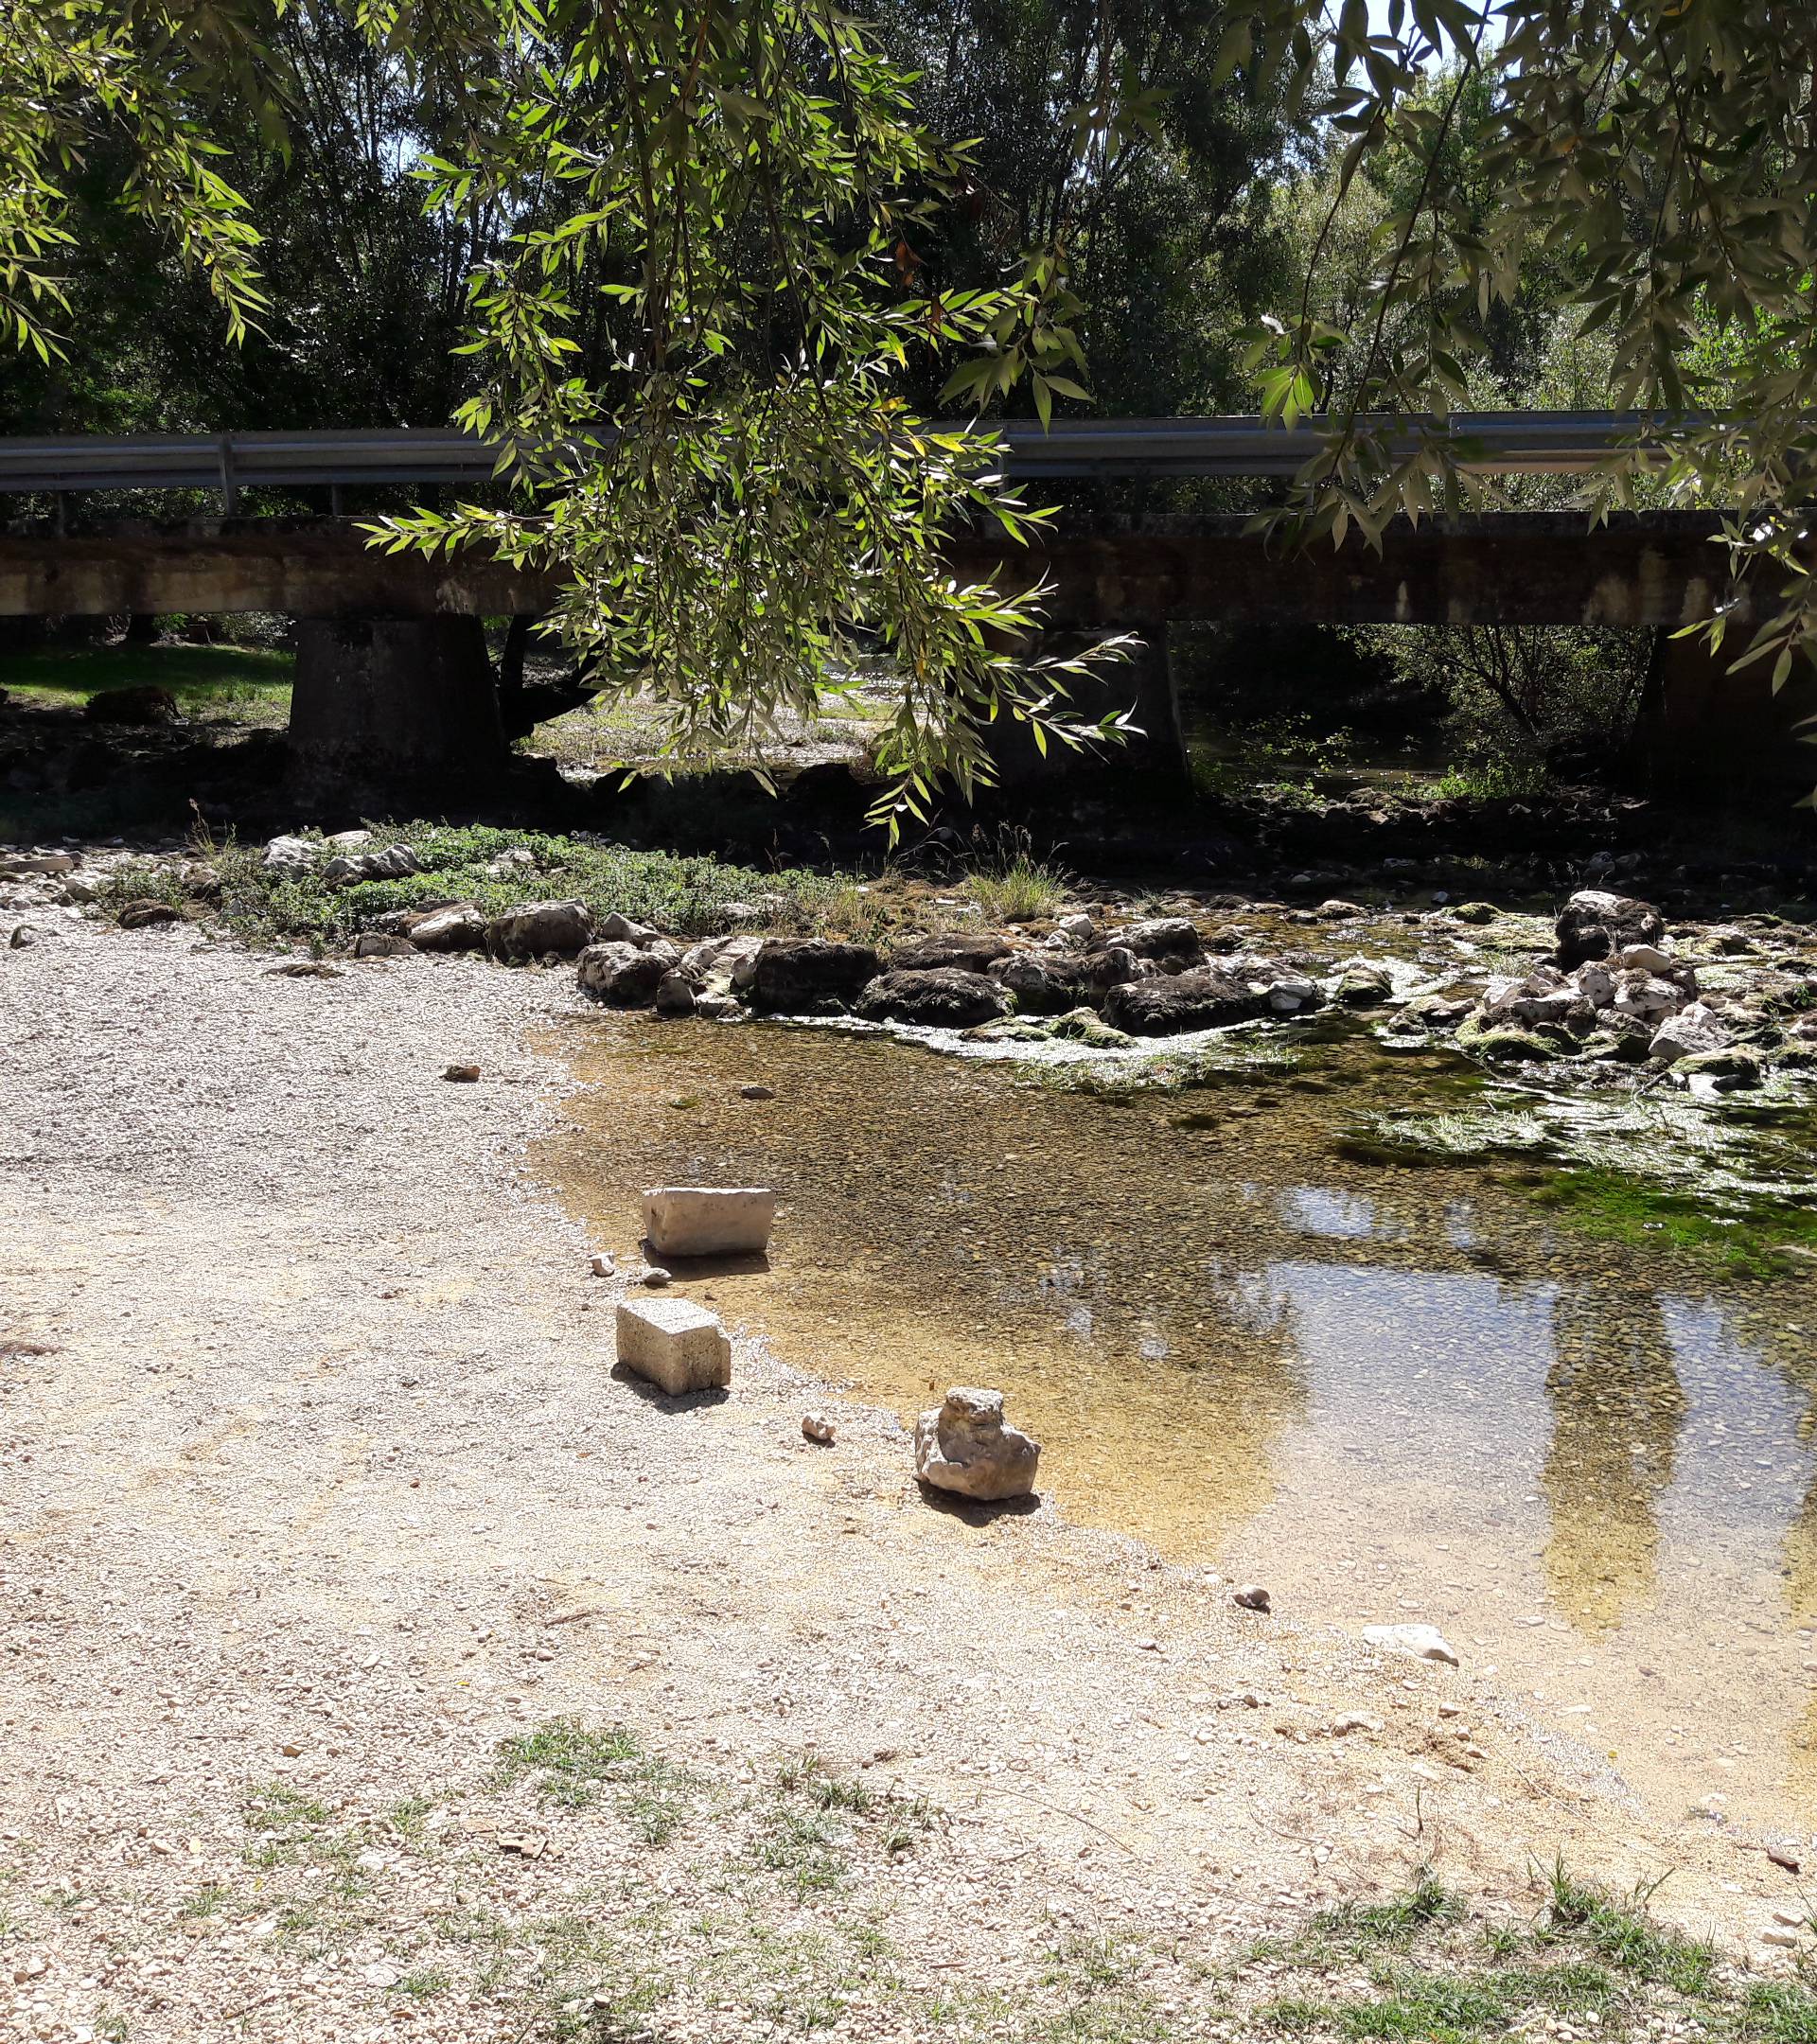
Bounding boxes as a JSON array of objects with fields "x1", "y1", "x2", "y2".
[
  {"x1": 1628, "y1": 631, "x2": 1817, "y2": 800},
  {"x1": 286, "y1": 616, "x2": 504, "y2": 802},
  {"x1": 983, "y1": 624, "x2": 1187, "y2": 788}
]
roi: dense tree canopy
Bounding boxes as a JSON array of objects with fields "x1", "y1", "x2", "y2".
[{"x1": 6, "y1": 0, "x2": 1817, "y2": 795}]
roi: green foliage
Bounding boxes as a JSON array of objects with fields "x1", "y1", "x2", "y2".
[
  {"x1": 1191, "y1": 709, "x2": 1355, "y2": 799},
  {"x1": 1536, "y1": 1864, "x2": 1716, "y2": 1997},
  {"x1": 1358, "y1": 625, "x2": 1650, "y2": 784}
]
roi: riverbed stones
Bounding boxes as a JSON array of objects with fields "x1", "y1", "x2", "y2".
[
  {"x1": 913, "y1": 1386, "x2": 1041, "y2": 1502},
  {"x1": 1556, "y1": 889, "x2": 1666, "y2": 968},
  {"x1": 643, "y1": 1185, "x2": 777, "y2": 1259},
  {"x1": 1362, "y1": 1622, "x2": 1460, "y2": 1666},
  {"x1": 749, "y1": 937, "x2": 880, "y2": 1013},
  {"x1": 856, "y1": 967, "x2": 1009, "y2": 1028},
  {"x1": 486, "y1": 898, "x2": 595, "y2": 960},
  {"x1": 615, "y1": 1296, "x2": 732, "y2": 1395},
  {"x1": 577, "y1": 941, "x2": 671, "y2": 1005},
  {"x1": 1104, "y1": 963, "x2": 1271, "y2": 1035}
]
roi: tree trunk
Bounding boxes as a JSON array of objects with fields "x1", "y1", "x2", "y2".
[{"x1": 286, "y1": 616, "x2": 505, "y2": 804}]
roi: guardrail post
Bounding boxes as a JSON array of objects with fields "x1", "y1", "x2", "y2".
[{"x1": 219, "y1": 433, "x2": 238, "y2": 516}]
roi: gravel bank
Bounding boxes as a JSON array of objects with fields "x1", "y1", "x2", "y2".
[{"x1": 0, "y1": 916, "x2": 1800, "y2": 2041}]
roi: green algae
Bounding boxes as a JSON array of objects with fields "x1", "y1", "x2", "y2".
[{"x1": 1527, "y1": 1167, "x2": 1817, "y2": 1280}]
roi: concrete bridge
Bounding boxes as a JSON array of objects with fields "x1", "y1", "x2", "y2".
[{"x1": 0, "y1": 418, "x2": 1805, "y2": 797}]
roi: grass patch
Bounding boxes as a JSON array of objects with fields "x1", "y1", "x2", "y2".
[
  {"x1": 960, "y1": 828, "x2": 1070, "y2": 925},
  {"x1": 113, "y1": 819, "x2": 901, "y2": 951},
  {"x1": 1537, "y1": 1862, "x2": 1717, "y2": 1996},
  {"x1": 496, "y1": 1717, "x2": 700, "y2": 1841},
  {"x1": 0, "y1": 642, "x2": 292, "y2": 718}
]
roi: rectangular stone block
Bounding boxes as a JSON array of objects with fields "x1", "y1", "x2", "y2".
[
  {"x1": 615, "y1": 1297, "x2": 732, "y2": 1396},
  {"x1": 642, "y1": 1186, "x2": 776, "y2": 1259}
]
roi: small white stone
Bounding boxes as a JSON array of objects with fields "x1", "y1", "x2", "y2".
[
  {"x1": 802, "y1": 1412, "x2": 838, "y2": 1445},
  {"x1": 615, "y1": 1297, "x2": 732, "y2": 1395},
  {"x1": 1362, "y1": 1622, "x2": 1459, "y2": 1666}
]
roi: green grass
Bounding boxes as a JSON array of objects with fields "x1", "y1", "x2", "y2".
[
  {"x1": 496, "y1": 1718, "x2": 644, "y2": 1809},
  {"x1": 1537, "y1": 1862, "x2": 1717, "y2": 1996},
  {"x1": 1529, "y1": 1165, "x2": 1817, "y2": 1279},
  {"x1": 959, "y1": 827, "x2": 1071, "y2": 924},
  {"x1": 102, "y1": 819, "x2": 890, "y2": 950},
  {"x1": 0, "y1": 641, "x2": 293, "y2": 715}
]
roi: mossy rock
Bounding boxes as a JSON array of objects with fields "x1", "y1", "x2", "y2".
[
  {"x1": 1676, "y1": 1047, "x2": 1764, "y2": 1087},
  {"x1": 1773, "y1": 1042, "x2": 1817, "y2": 1072},
  {"x1": 1454, "y1": 1011, "x2": 1559, "y2": 1063},
  {"x1": 1452, "y1": 901, "x2": 1498, "y2": 925},
  {"x1": 964, "y1": 1017, "x2": 1051, "y2": 1044},
  {"x1": 1047, "y1": 1007, "x2": 1136, "y2": 1049},
  {"x1": 1332, "y1": 966, "x2": 1395, "y2": 1006}
]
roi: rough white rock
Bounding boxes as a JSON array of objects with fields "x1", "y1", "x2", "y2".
[
  {"x1": 643, "y1": 1185, "x2": 777, "y2": 1259},
  {"x1": 1616, "y1": 943, "x2": 1675, "y2": 974},
  {"x1": 615, "y1": 1296, "x2": 732, "y2": 1395},
  {"x1": 1573, "y1": 962, "x2": 1616, "y2": 1007},
  {"x1": 802, "y1": 1412, "x2": 838, "y2": 1445},
  {"x1": 409, "y1": 904, "x2": 486, "y2": 951},
  {"x1": 913, "y1": 1386, "x2": 1040, "y2": 1502},
  {"x1": 261, "y1": 834, "x2": 316, "y2": 878},
  {"x1": 598, "y1": 911, "x2": 662, "y2": 945},
  {"x1": 1053, "y1": 912, "x2": 1097, "y2": 943},
  {"x1": 1362, "y1": 1622, "x2": 1459, "y2": 1666},
  {"x1": 1267, "y1": 977, "x2": 1321, "y2": 1013},
  {"x1": 1649, "y1": 1000, "x2": 1730, "y2": 1064},
  {"x1": 324, "y1": 843, "x2": 420, "y2": 886},
  {"x1": 486, "y1": 898, "x2": 594, "y2": 960},
  {"x1": 1611, "y1": 971, "x2": 1684, "y2": 1024}
]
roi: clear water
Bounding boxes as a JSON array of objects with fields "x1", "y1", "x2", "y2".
[{"x1": 538, "y1": 1011, "x2": 1817, "y2": 1840}]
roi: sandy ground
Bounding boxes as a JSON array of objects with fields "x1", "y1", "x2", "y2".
[{"x1": 1, "y1": 917, "x2": 1808, "y2": 2043}]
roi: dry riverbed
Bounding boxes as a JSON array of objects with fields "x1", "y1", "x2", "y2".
[{"x1": 4, "y1": 916, "x2": 1817, "y2": 2043}]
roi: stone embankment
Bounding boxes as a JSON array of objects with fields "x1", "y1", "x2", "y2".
[{"x1": 4, "y1": 835, "x2": 1815, "y2": 1101}]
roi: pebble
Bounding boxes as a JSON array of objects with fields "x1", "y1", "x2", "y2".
[
  {"x1": 590, "y1": 1252, "x2": 616, "y2": 1278},
  {"x1": 802, "y1": 1411, "x2": 838, "y2": 1445},
  {"x1": 1231, "y1": 1584, "x2": 1272, "y2": 1612},
  {"x1": 443, "y1": 1063, "x2": 482, "y2": 1083},
  {"x1": 641, "y1": 1265, "x2": 672, "y2": 1287},
  {"x1": 739, "y1": 1084, "x2": 775, "y2": 1100}
]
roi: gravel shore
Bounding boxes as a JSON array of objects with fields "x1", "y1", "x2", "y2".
[{"x1": 1, "y1": 916, "x2": 1802, "y2": 2042}]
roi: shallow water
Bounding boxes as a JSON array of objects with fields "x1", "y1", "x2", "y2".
[{"x1": 538, "y1": 1012, "x2": 1817, "y2": 1841}]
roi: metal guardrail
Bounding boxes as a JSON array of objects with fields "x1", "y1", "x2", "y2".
[{"x1": 0, "y1": 413, "x2": 1685, "y2": 502}]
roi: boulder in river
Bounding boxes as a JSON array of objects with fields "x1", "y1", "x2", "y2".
[
  {"x1": 856, "y1": 967, "x2": 1009, "y2": 1028},
  {"x1": 995, "y1": 951, "x2": 1092, "y2": 1013},
  {"x1": 887, "y1": 931, "x2": 1013, "y2": 974},
  {"x1": 1104, "y1": 964, "x2": 1271, "y2": 1035},
  {"x1": 643, "y1": 1185, "x2": 777, "y2": 1258},
  {"x1": 486, "y1": 898, "x2": 596, "y2": 960},
  {"x1": 1649, "y1": 1000, "x2": 1731, "y2": 1064},
  {"x1": 749, "y1": 938, "x2": 880, "y2": 1013},
  {"x1": 914, "y1": 1387, "x2": 1041, "y2": 1502},
  {"x1": 1556, "y1": 889, "x2": 1665, "y2": 969},
  {"x1": 1106, "y1": 915, "x2": 1203, "y2": 961},
  {"x1": 577, "y1": 941, "x2": 672, "y2": 1006}
]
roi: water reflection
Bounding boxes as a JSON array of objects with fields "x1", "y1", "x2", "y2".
[
  {"x1": 1542, "y1": 1286, "x2": 1683, "y2": 1631},
  {"x1": 538, "y1": 1013, "x2": 1817, "y2": 1828}
]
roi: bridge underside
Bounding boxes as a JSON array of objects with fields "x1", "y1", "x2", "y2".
[
  {"x1": 0, "y1": 512, "x2": 1809, "y2": 799},
  {"x1": 0, "y1": 510, "x2": 1751, "y2": 628}
]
